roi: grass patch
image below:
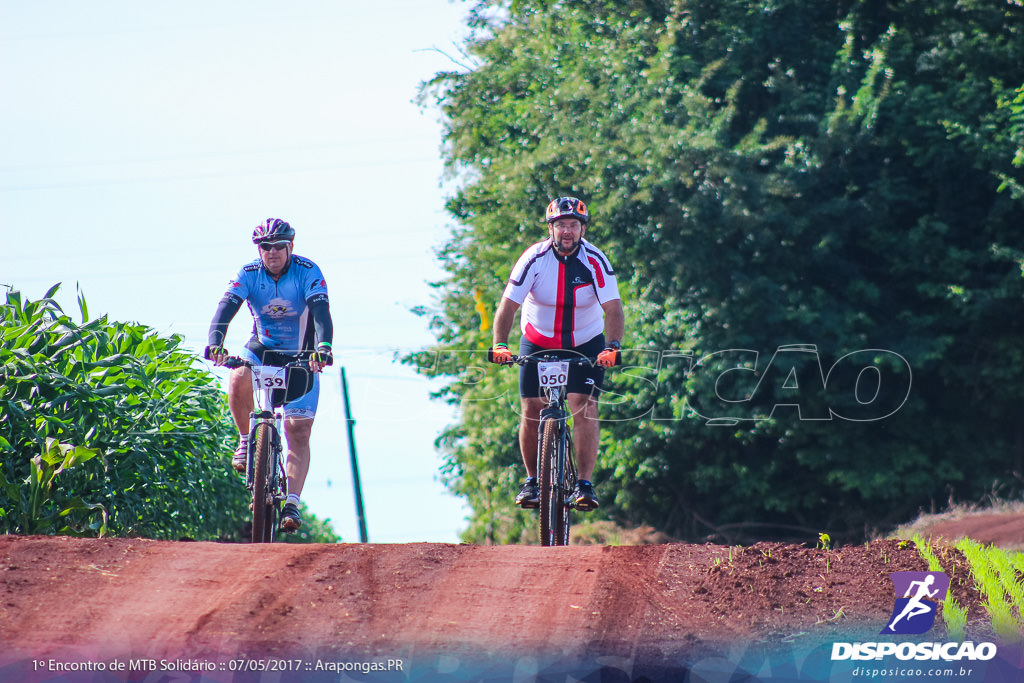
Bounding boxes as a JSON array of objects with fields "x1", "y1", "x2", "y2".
[
  {"x1": 568, "y1": 520, "x2": 673, "y2": 545},
  {"x1": 912, "y1": 534, "x2": 1024, "y2": 643},
  {"x1": 893, "y1": 499, "x2": 1024, "y2": 552},
  {"x1": 955, "y1": 538, "x2": 1024, "y2": 642}
]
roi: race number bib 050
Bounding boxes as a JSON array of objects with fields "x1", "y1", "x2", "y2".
[{"x1": 537, "y1": 361, "x2": 570, "y2": 389}]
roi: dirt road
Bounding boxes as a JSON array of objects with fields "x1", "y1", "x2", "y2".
[{"x1": 2, "y1": 532, "x2": 1014, "y2": 681}]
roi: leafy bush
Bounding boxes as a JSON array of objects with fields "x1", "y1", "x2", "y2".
[{"x1": 0, "y1": 284, "x2": 248, "y2": 538}]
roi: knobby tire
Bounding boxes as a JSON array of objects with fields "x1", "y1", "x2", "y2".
[
  {"x1": 538, "y1": 417, "x2": 563, "y2": 546},
  {"x1": 251, "y1": 423, "x2": 277, "y2": 543}
]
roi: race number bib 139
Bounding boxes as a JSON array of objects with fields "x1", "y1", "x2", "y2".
[
  {"x1": 250, "y1": 365, "x2": 287, "y2": 392},
  {"x1": 537, "y1": 361, "x2": 570, "y2": 388}
]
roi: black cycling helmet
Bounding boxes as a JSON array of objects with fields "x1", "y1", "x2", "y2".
[
  {"x1": 252, "y1": 218, "x2": 295, "y2": 244},
  {"x1": 545, "y1": 196, "x2": 589, "y2": 224}
]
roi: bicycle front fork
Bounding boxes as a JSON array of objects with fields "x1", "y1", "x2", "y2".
[
  {"x1": 245, "y1": 411, "x2": 277, "y2": 490},
  {"x1": 538, "y1": 406, "x2": 570, "y2": 499}
]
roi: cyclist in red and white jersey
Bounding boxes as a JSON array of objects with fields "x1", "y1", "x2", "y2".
[{"x1": 489, "y1": 197, "x2": 625, "y2": 511}]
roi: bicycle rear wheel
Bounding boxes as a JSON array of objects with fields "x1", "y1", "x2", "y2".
[
  {"x1": 251, "y1": 423, "x2": 277, "y2": 543},
  {"x1": 538, "y1": 417, "x2": 561, "y2": 546}
]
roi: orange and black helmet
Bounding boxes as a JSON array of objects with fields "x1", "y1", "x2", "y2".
[{"x1": 545, "y1": 196, "x2": 589, "y2": 224}]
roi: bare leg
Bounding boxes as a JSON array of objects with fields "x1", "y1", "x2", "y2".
[
  {"x1": 227, "y1": 366, "x2": 254, "y2": 436},
  {"x1": 567, "y1": 393, "x2": 600, "y2": 481},
  {"x1": 283, "y1": 417, "x2": 313, "y2": 497},
  {"x1": 519, "y1": 397, "x2": 545, "y2": 477}
]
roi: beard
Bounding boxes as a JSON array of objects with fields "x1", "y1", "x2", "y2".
[{"x1": 552, "y1": 234, "x2": 580, "y2": 255}]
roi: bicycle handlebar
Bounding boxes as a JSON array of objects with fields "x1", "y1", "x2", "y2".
[
  {"x1": 221, "y1": 355, "x2": 315, "y2": 370},
  {"x1": 503, "y1": 354, "x2": 599, "y2": 367}
]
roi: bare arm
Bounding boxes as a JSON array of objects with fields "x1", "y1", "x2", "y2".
[
  {"x1": 602, "y1": 299, "x2": 625, "y2": 346},
  {"x1": 492, "y1": 296, "x2": 521, "y2": 347}
]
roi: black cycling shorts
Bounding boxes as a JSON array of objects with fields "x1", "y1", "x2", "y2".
[
  {"x1": 244, "y1": 340, "x2": 316, "y2": 406},
  {"x1": 518, "y1": 334, "x2": 605, "y2": 398}
]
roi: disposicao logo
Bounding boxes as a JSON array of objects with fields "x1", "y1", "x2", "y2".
[
  {"x1": 881, "y1": 571, "x2": 949, "y2": 635},
  {"x1": 831, "y1": 571, "x2": 998, "y2": 664}
]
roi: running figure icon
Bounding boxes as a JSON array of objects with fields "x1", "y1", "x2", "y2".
[
  {"x1": 888, "y1": 575, "x2": 938, "y2": 630},
  {"x1": 881, "y1": 571, "x2": 949, "y2": 635}
]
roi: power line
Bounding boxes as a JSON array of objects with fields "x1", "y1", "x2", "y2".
[
  {"x1": 10, "y1": 247, "x2": 439, "y2": 269},
  {"x1": 0, "y1": 4, "x2": 465, "y2": 43},
  {"x1": 0, "y1": 155, "x2": 439, "y2": 192},
  {"x1": 0, "y1": 135, "x2": 437, "y2": 174}
]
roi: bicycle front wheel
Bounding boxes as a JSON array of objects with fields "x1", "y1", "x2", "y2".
[
  {"x1": 251, "y1": 423, "x2": 277, "y2": 543},
  {"x1": 538, "y1": 417, "x2": 562, "y2": 546}
]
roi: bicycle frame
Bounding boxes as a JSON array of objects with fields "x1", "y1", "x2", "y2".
[
  {"x1": 512, "y1": 354, "x2": 594, "y2": 546},
  {"x1": 224, "y1": 358, "x2": 295, "y2": 543},
  {"x1": 246, "y1": 367, "x2": 287, "y2": 500},
  {"x1": 538, "y1": 372, "x2": 576, "y2": 547}
]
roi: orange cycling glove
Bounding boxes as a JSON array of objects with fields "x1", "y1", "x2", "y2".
[
  {"x1": 489, "y1": 344, "x2": 513, "y2": 364},
  {"x1": 597, "y1": 343, "x2": 621, "y2": 368}
]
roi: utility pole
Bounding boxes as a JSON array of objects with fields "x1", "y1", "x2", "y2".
[{"x1": 340, "y1": 367, "x2": 368, "y2": 543}]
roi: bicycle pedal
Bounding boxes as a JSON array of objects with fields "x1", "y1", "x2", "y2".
[{"x1": 568, "y1": 495, "x2": 595, "y2": 511}]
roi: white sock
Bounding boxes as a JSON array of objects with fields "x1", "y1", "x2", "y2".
[{"x1": 286, "y1": 493, "x2": 300, "y2": 508}]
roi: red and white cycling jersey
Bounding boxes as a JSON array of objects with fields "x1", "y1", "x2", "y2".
[{"x1": 502, "y1": 238, "x2": 620, "y2": 349}]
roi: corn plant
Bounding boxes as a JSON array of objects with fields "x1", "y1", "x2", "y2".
[
  {"x1": 913, "y1": 535, "x2": 968, "y2": 640},
  {"x1": 0, "y1": 447, "x2": 105, "y2": 536},
  {"x1": 1, "y1": 284, "x2": 248, "y2": 539},
  {"x1": 989, "y1": 549, "x2": 1024, "y2": 616},
  {"x1": 956, "y1": 538, "x2": 1024, "y2": 643}
]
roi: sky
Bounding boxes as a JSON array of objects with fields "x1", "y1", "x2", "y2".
[{"x1": 0, "y1": 1, "x2": 481, "y2": 543}]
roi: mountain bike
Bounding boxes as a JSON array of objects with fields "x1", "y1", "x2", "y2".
[
  {"x1": 222, "y1": 355, "x2": 311, "y2": 543},
  {"x1": 502, "y1": 354, "x2": 596, "y2": 546}
]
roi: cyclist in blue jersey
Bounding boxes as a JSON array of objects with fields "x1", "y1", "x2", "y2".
[
  {"x1": 204, "y1": 218, "x2": 334, "y2": 532},
  {"x1": 489, "y1": 197, "x2": 624, "y2": 511}
]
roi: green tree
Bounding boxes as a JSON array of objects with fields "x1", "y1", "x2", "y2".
[{"x1": 414, "y1": 0, "x2": 1024, "y2": 544}]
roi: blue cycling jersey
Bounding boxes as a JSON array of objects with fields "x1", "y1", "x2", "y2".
[{"x1": 209, "y1": 254, "x2": 331, "y2": 354}]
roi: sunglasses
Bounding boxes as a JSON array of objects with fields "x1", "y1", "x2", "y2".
[{"x1": 258, "y1": 241, "x2": 291, "y2": 252}]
